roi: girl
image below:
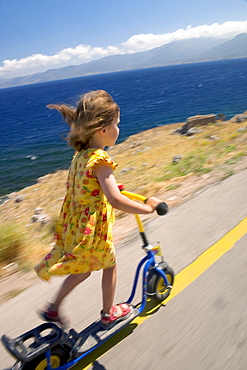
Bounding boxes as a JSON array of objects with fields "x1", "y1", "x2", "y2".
[{"x1": 35, "y1": 90, "x2": 162, "y2": 328}]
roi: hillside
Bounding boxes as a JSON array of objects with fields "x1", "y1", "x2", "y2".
[
  {"x1": 0, "y1": 112, "x2": 247, "y2": 304},
  {"x1": 199, "y1": 33, "x2": 247, "y2": 60}
]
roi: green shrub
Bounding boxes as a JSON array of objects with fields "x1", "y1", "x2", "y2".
[
  {"x1": 225, "y1": 152, "x2": 246, "y2": 164},
  {"x1": 225, "y1": 145, "x2": 236, "y2": 153},
  {"x1": 165, "y1": 184, "x2": 181, "y2": 191},
  {"x1": 155, "y1": 152, "x2": 210, "y2": 182},
  {"x1": 223, "y1": 169, "x2": 235, "y2": 179},
  {"x1": 0, "y1": 223, "x2": 26, "y2": 264}
]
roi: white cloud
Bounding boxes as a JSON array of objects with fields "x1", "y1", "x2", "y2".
[
  {"x1": 0, "y1": 44, "x2": 122, "y2": 76},
  {"x1": 122, "y1": 21, "x2": 247, "y2": 52},
  {"x1": 1, "y1": 20, "x2": 247, "y2": 78}
]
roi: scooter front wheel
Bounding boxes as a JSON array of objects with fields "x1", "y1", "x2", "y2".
[
  {"x1": 147, "y1": 265, "x2": 174, "y2": 302},
  {"x1": 19, "y1": 345, "x2": 70, "y2": 370}
]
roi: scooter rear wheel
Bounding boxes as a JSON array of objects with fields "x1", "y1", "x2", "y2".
[
  {"x1": 147, "y1": 265, "x2": 174, "y2": 302},
  {"x1": 20, "y1": 345, "x2": 70, "y2": 370}
]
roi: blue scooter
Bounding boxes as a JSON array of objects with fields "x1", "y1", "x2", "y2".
[{"x1": 1, "y1": 186, "x2": 174, "y2": 370}]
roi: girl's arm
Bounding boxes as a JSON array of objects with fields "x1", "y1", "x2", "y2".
[{"x1": 95, "y1": 162, "x2": 161, "y2": 214}]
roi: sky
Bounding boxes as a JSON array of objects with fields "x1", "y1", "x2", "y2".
[{"x1": 0, "y1": 0, "x2": 247, "y2": 79}]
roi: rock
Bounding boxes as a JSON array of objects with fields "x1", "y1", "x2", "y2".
[
  {"x1": 40, "y1": 215, "x2": 52, "y2": 226},
  {"x1": 208, "y1": 135, "x2": 220, "y2": 141},
  {"x1": 233, "y1": 114, "x2": 247, "y2": 123},
  {"x1": 186, "y1": 114, "x2": 216, "y2": 126},
  {"x1": 171, "y1": 124, "x2": 202, "y2": 136},
  {"x1": 236, "y1": 127, "x2": 247, "y2": 133},
  {"x1": 15, "y1": 195, "x2": 25, "y2": 203},
  {"x1": 31, "y1": 214, "x2": 40, "y2": 223},
  {"x1": 171, "y1": 114, "x2": 216, "y2": 136},
  {"x1": 170, "y1": 124, "x2": 188, "y2": 135},
  {"x1": 120, "y1": 167, "x2": 135, "y2": 174},
  {"x1": 172, "y1": 155, "x2": 183, "y2": 163},
  {"x1": 135, "y1": 146, "x2": 150, "y2": 154},
  {"x1": 120, "y1": 167, "x2": 130, "y2": 174},
  {"x1": 179, "y1": 123, "x2": 190, "y2": 135},
  {"x1": 128, "y1": 142, "x2": 143, "y2": 149},
  {"x1": 186, "y1": 127, "x2": 203, "y2": 136},
  {"x1": 31, "y1": 208, "x2": 51, "y2": 226},
  {"x1": 34, "y1": 207, "x2": 44, "y2": 214}
]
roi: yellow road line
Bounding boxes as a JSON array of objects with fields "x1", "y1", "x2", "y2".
[
  {"x1": 134, "y1": 216, "x2": 247, "y2": 325},
  {"x1": 79, "y1": 217, "x2": 247, "y2": 369}
]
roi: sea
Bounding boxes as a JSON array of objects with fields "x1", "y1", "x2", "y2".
[{"x1": 0, "y1": 58, "x2": 247, "y2": 199}]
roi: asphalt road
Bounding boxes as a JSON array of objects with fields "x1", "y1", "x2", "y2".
[{"x1": 0, "y1": 169, "x2": 247, "y2": 370}]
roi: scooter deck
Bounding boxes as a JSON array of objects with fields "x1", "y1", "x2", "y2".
[{"x1": 71, "y1": 307, "x2": 139, "y2": 355}]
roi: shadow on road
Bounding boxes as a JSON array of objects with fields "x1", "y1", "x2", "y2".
[{"x1": 72, "y1": 299, "x2": 165, "y2": 369}]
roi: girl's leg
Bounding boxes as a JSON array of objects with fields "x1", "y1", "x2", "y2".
[
  {"x1": 52, "y1": 272, "x2": 91, "y2": 309},
  {"x1": 102, "y1": 265, "x2": 117, "y2": 314},
  {"x1": 41, "y1": 272, "x2": 91, "y2": 326},
  {"x1": 101, "y1": 264, "x2": 131, "y2": 326}
]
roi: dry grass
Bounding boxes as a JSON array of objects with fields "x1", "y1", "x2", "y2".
[
  {"x1": 109, "y1": 115, "x2": 247, "y2": 195},
  {"x1": 0, "y1": 113, "x2": 246, "y2": 275}
]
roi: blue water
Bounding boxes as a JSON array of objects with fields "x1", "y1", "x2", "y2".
[{"x1": 0, "y1": 58, "x2": 247, "y2": 196}]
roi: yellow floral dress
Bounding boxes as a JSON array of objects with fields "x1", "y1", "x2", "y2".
[{"x1": 35, "y1": 149, "x2": 118, "y2": 281}]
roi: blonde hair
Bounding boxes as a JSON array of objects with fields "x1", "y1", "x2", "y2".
[{"x1": 48, "y1": 90, "x2": 119, "y2": 151}]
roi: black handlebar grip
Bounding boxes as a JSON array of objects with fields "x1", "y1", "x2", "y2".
[{"x1": 156, "y1": 202, "x2": 168, "y2": 215}]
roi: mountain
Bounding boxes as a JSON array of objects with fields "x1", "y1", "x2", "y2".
[
  {"x1": 199, "y1": 33, "x2": 247, "y2": 60},
  {"x1": 0, "y1": 34, "x2": 246, "y2": 88}
]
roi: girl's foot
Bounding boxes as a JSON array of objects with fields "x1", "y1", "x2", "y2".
[
  {"x1": 100, "y1": 303, "x2": 132, "y2": 329},
  {"x1": 38, "y1": 303, "x2": 69, "y2": 328}
]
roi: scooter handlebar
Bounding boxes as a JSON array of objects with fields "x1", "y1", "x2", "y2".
[
  {"x1": 118, "y1": 185, "x2": 168, "y2": 216},
  {"x1": 155, "y1": 202, "x2": 168, "y2": 216}
]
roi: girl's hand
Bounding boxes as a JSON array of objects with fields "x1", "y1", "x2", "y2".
[{"x1": 145, "y1": 197, "x2": 163, "y2": 212}]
